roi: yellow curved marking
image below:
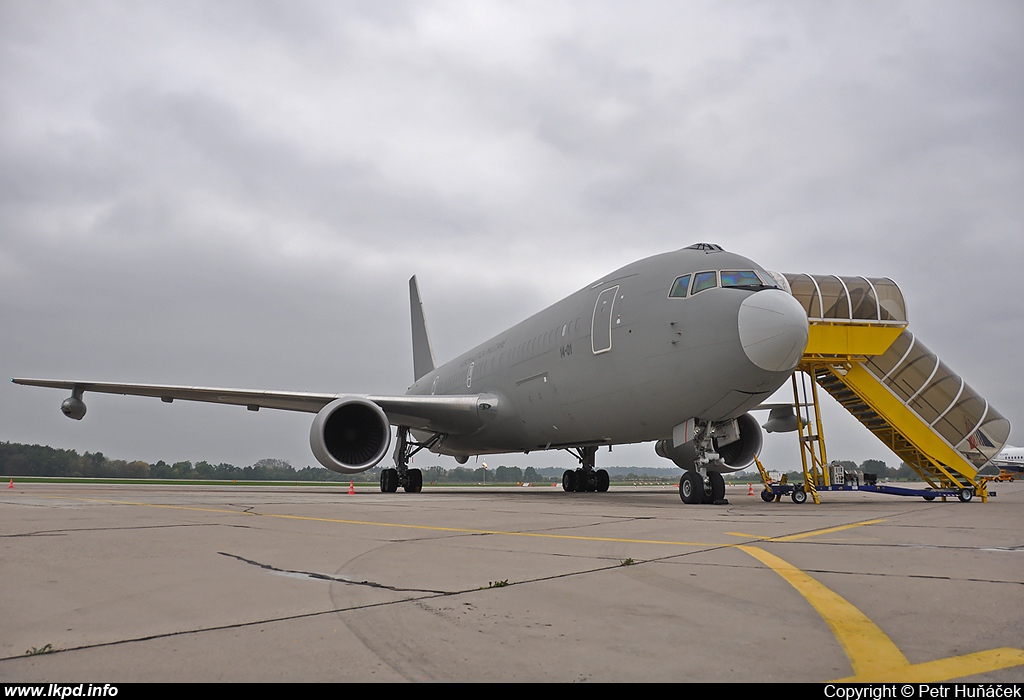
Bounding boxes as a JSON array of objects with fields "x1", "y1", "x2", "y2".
[
  {"x1": 739, "y1": 545, "x2": 1024, "y2": 682},
  {"x1": 739, "y1": 545, "x2": 907, "y2": 675}
]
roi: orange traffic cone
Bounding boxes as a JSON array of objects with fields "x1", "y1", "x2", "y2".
[
  {"x1": 747, "y1": 483, "x2": 755, "y2": 496},
  {"x1": 348, "y1": 481, "x2": 355, "y2": 495},
  {"x1": 7, "y1": 479, "x2": 13, "y2": 489}
]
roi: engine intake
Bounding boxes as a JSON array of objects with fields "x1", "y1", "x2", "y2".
[
  {"x1": 310, "y1": 397, "x2": 392, "y2": 474},
  {"x1": 655, "y1": 413, "x2": 762, "y2": 473}
]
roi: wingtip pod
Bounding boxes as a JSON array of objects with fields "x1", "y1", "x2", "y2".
[
  {"x1": 61, "y1": 396, "x2": 87, "y2": 420},
  {"x1": 409, "y1": 276, "x2": 437, "y2": 381}
]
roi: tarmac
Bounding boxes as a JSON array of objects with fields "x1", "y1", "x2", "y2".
[{"x1": 2, "y1": 479, "x2": 1023, "y2": 682}]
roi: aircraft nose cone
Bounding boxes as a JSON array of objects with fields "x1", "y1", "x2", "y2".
[{"x1": 738, "y1": 289, "x2": 808, "y2": 372}]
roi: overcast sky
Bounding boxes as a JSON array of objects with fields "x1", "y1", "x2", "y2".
[{"x1": 2, "y1": 0, "x2": 1022, "y2": 475}]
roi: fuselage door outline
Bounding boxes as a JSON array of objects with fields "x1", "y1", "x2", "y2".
[{"x1": 592, "y1": 285, "x2": 619, "y2": 355}]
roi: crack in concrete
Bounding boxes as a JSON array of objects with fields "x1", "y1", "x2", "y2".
[
  {"x1": 1, "y1": 523, "x2": 230, "y2": 537},
  {"x1": 218, "y1": 552, "x2": 449, "y2": 594},
  {"x1": 0, "y1": 595, "x2": 439, "y2": 662}
]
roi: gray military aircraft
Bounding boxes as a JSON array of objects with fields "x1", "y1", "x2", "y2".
[{"x1": 13, "y1": 243, "x2": 809, "y2": 505}]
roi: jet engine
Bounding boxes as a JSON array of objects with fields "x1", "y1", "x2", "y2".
[
  {"x1": 655, "y1": 413, "x2": 763, "y2": 473},
  {"x1": 309, "y1": 397, "x2": 392, "y2": 474}
]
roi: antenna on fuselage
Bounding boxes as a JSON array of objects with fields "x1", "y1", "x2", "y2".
[{"x1": 409, "y1": 276, "x2": 437, "y2": 381}]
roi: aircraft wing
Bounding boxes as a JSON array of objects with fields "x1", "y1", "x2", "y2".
[{"x1": 10, "y1": 378, "x2": 492, "y2": 435}]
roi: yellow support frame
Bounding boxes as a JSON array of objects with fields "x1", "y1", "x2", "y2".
[
  {"x1": 792, "y1": 370, "x2": 825, "y2": 504},
  {"x1": 757, "y1": 315, "x2": 990, "y2": 503},
  {"x1": 829, "y1": 363, "x2": 976, "y2": 489}
]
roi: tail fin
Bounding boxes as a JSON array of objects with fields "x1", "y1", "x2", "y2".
[{"x1": 409, "y1": 276, "x2": 436, "y2": 381}]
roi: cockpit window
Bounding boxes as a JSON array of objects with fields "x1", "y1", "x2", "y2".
[
  {"x1": 721, "y1": 270, "x2": 764, "y2": 289},
  {"x1": 755, "y1": 271, "x2": 781, "y2": 288},
  {"x1": 691, "y1": 271, "x2": 718, "y2": 294},
  {"x1": 669, "y1": 274, "x2": 691, "y2": 298}
]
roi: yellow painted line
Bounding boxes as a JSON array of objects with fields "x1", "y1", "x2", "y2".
[
  {"x1": 740, "y1": 545, "x2": 908, "y2": 676},
  {"x1": 739, "y1": 545, "x2": 1024, "y2": 682},
  {"x1": 53, "y1": 496, "x2": 717, "y2": 547},
  {"x1": 769, "y1": 518, "x2": 888, "y2": 541},
  {"x1": 834, "y1": 648, "x2": 1024, "y2": 683},
  {"x1": 725, "y1": 518, "x2": 885, "y2": 542},
  {"x1": 52, "y1": 498, "x2": 884, "y2": 548}
]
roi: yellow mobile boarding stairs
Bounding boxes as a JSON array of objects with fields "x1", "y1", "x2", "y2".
[{"x1": 755, "y1": 273, "x2": 1010, "y2": 504}]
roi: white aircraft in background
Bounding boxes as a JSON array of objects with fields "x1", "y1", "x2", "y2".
[{"x1": 989, "y1": 445, "x2": 1024, "y2": 475}]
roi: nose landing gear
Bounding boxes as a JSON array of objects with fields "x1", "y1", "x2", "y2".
[{"x1": 679, "y1": 470, "x2": 728, "y2": 505}]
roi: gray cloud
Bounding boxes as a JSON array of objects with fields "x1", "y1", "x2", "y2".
[{"x1": 2, "y1": 1, "x2": 1021, "y2": 472}]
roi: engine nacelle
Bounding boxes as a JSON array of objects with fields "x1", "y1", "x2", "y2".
[
  {"x1": 61, "y1": 396, "x2": 87, "y2": 420},
  {"x1": 655, "y1": 413, "x2": 763, "y2": 473},
  {"x1": 309, "y1": 397, "x2": 392, "y2": 474}
]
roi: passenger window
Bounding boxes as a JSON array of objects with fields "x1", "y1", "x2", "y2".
[
  {"x1": 669, "y1": 275, "x2": 691, "y2": 298},
  {"x1": 721, "y1": 270, "x2": 762, "y2": 288},
  {"x1": 691, "y1": 271, "x2": 718, "y2": 294}
]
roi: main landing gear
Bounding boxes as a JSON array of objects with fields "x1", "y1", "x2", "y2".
[
  {"x1": 561, "y1": 446, "x2": 610, "y2": 493},
  {"x1": 679, "y1": 470, "x2": 727, "y2": 505},
  {"x1": 379, "y1": 427, "x2": 441, "y2": 493}
]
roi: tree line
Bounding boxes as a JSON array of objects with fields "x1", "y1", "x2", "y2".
[
  {"x1": 2, "y1": 441, "x2": 908, "y2": 483},
  {"x1": 0, "y1": 442, "x2": 346, "y2": 481}
]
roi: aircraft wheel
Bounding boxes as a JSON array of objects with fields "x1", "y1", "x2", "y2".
[
  {"x1": 679, "y1": 471, "x2": 703, "y2": 505},
  {"x1": 405, "y1": 468, "x2": 422, "y2": 493},
  {"x1": 791, "y1": 487, "x2": 807, "y2": 504},
  {"x1": 596, "y1": 469, "x2": 610, "y2": 492},
  {"x1": 380, "y1": 468, "x2": 399, "y2": 493},
  {"x1": 760, "y1": 489, "x2": 774, "y2": 503},
  {"x1": 562, "y1": 470, "x2": 577, "y2": 492},
  {"x1": 708, "y1": 472, "x2": 726, "y2": 503},
  {"x1": 958, "y1": 488, "x2": 973, "y2": 503}
]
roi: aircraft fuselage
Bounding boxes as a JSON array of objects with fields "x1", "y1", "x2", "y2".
[{"x1": 407, "y1": 246, "x2": 808, "y2": 457}]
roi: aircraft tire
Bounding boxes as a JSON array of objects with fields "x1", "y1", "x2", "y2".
[
  {"x1": 380, "y1": 468, "x2": 399, "y2": 493},
  {"x1": 958, "y1": 488, "x2": 973, "y2": 503},
  {"x1": 791, "y1": 487, "x2": 807, "y2": 504},
  {"x1": 405, "y1": 468, "x2": 423, "y2": 493},
  {"x1": 562, "y1": 470, "x2": 577, "y2": 492},
  {"x1": 596, "y1": 469, "x2": 610, "y2": 492},
  {"x1": 708, "y1": 472, "x2": 725, "y2": 502},
  {"x1": 760, "y1": 488, "x2": 774, "y2": 502},
  {"x1": 679, "y1": 471, "x2": 703, "y2": 505}
]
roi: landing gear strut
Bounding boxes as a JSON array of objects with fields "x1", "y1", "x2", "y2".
[
  {"x1": 380, "y1": 426, "x2": 441, "y2": 493},
  {"x1": 675, "y1": 420, "x2": 729, "y2": 505},
  {"x1": 561, "y1": 446, "x2": 610, "y2": 493}
]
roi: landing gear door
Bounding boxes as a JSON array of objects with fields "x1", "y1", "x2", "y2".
[{"x1": 592, "y1": 285, "x2": 619, "y2": 355}]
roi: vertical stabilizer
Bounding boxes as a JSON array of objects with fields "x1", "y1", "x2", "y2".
[{"x1": 409, "y1": 276, "x2": 436, "y2": 381}]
